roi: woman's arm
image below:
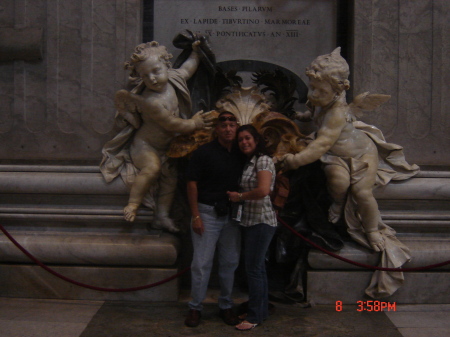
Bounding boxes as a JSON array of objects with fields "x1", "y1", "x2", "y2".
[{"x1": 227, "y1": 170, "x2": 272, "y2": 202}]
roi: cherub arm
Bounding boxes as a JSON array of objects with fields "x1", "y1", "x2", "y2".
[
  {"x1": 280, "y1": 108, "x2": 346, "y2": 170},
  {"x1": 294, "y1": 100, "x2": 314, "y2": 122},
  {"x1": 176, "y1": 41, "x2": 201, "y2": 80},
  {"x1": 146, "y1": 100, "x2": 214, "y2": 134}
]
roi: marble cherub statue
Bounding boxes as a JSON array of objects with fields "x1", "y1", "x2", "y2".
[
  {"x1": 100, "y1": 38, "x2": 214, "y2": 233},
  {"x1": 278, "y1": 48, "x2": 419, "y2": 298}
]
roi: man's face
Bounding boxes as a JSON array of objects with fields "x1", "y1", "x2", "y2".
[{"x1": 215, "y1": 114, "x2": 238, "y2": 144}]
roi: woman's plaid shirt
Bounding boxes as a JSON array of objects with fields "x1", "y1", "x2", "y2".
[{"x1": 240, "y1": 155, "x2": 277, "y2": 227}]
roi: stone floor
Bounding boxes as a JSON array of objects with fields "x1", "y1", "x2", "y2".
[{"x1": 0, "y1": 290, "x2": 449, "y2": 337}]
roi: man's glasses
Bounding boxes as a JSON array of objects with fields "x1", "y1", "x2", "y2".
[{"x1": 218, "y1": 116, "x2": 237, "y2": 122}]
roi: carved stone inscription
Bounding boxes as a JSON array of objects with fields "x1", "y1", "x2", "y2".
[{"x1": 154, "y1": 0, "x2": 337, "y2": 81}]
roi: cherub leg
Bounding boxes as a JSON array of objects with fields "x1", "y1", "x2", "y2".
[
  {"x1": 126, "y1": 148, "x2": 161, "y2": 222},
  {"x1": 323, "y1": 164, "x2": 350, "y2": 223},
  {"x1": 150, "y1": 160, "x2": 179, "y2": 233},
  {"x1": 351, "y1": 155, "x2": 385, "y2": 251}
]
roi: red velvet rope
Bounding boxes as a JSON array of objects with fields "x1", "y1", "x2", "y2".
[
  {"x1": 276, "y1": 215, "x2": 450, "y2": 272},
  {"x1": 1, "y1": 217, "x2": 450, "y2": 294}
]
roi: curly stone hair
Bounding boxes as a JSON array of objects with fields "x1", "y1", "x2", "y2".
[
  {"x1": 124, "y1": 41, "x2": 173, "y2": 80},
  {"x1": 305, "y1": 47, "x2": 350, "y2": 93}
]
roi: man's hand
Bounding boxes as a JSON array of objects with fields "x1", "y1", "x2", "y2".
[
  {"x1": 227, "y1": 191, "x2": 240, "y2": 203},
  {"x1": 192, "y1": 110, "x2": 214, "y2": 129},
  {"x1": 191, "y1": 215, "x2": 205, "y2": 236}
]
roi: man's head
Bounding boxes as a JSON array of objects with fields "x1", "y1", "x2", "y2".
[{"x1": 215, "y1": 111, "x2": 238, "y2": 146}]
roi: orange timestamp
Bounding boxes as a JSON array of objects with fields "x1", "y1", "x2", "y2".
[{"x1": 335, "y1": 300, "x2": 397, "y2": 312}]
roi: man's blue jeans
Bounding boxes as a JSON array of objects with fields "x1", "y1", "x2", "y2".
[
  {"x1": 243, "y1": 223, "x2": 277, "y2": 324},
  {"x1": 189, "y1": 203, "x2": 241, "y2": 311}
]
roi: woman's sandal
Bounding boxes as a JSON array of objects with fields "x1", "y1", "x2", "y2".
[{"x1": 235, "y1": 320, "x2": 258, "y2": 331}]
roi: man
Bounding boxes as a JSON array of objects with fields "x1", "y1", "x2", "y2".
[{"x1": 185, "y1": 111, "x2": 245, "y2": 327}]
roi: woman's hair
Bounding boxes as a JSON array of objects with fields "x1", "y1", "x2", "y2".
[{"x1": 236, "y1": 124, "x2": 270, "y2": 157}]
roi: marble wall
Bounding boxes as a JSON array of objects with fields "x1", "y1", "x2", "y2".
[
  {"x1": 1, "y1": 0, "x2": 448, "y2": 166},
  {"x1": 352, "y1": 0, "x2": 450, "y2": 166},
  {"x1": 0, "y1": 0, "x2": 142, "y2": 162}
]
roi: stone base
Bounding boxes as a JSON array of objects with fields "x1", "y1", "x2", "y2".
[
  {"x1": 307, "y1": 236, "x2": 450, "y2": 304},
  {"x1": 0, "y1": 264, "x2": 181, "y2": 301},
  {"x1": 0, "y1": 230, "x2": 180, "y2": 266},
  {"x1": 307, "y1": 270, "x2": 450, "y2": 305}
]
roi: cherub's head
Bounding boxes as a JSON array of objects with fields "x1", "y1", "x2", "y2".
[
  {"x1": 305, "y1": 47, "x2": 350, "y2": 93},
  {"x1": 125, "y1": 41, "x2": 173, "y2": 91}
]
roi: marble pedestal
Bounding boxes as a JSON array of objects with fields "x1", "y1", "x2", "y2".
[
  {"x1": 0, "y1": 165, "x2": 183, "y2": 301},
  {"x1": 307, "y1": 169, "x2": 450, "y2": 304}
]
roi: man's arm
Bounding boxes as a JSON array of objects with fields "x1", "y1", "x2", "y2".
[
  {"x1": 187, "y1": 180, "x2": 204, "y2": 236},
  {"x1": 227, "y1": 170, "x2": 272, "y2": 202}
]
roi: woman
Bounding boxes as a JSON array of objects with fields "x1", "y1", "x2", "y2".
[{"x1": 227, "y1": 124, "x2": 278, "y2": 331}]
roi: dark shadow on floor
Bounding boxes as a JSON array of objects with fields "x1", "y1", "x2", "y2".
[{"x1": 80, "y1": 301, "x2": 402, "y2": 337}]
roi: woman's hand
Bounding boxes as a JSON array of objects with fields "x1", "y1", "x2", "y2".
[{"x1": 227, "y1": 191, "x2": 241, "y2": 203}]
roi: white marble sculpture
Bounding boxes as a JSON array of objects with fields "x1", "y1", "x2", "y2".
[
  {"x1": 278, "y1": 48, "x2": 420, "y2": 298},
  {"x1": 100, "y1": 39, "x2": 213, "y2": 233}
]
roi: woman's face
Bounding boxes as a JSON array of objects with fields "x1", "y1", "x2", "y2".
[{"x1": 238, "y1": 130, "x2": 258, "y2": 157}]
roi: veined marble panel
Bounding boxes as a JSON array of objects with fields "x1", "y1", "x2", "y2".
[
  {"x1": 352, "y1": 0, "x2": 450, "y2": 165},
  {"x1": 369, "y1": 0, "x2": 399, "y2": 138},
  {"x1": 434, "y1": 1, "x2": 450, "y2": 140},
  {"x1": 0, "y1": 0, "x2": 142, "y2": 161},
  {"x1": 399, "y1": 0, "x2": 433, "y2": 140}
]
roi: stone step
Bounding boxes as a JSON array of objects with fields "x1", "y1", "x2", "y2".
[
  {"x1": 0, "y1": 230, "x2": 180, "y2": 266},
  {"x1": 307, "y1": 236, "x2": 450, "y2": 304},
  {"x1": 0, "y1": 264, "x2": 180, "y2": 301},
  {"x1": 308, "y1": 236, "x2": 450, "y2": 270},
  {"x1": 307, "y1": 270, "x2": 450, "y2": 304},
  {"x1": 0, "y1": 204, "x2": 152, "y2": 222}
]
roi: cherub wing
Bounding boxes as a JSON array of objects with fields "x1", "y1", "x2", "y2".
[
  {"x1": 114, "y1": 89, "x2": 142, "y2": 129},
  {"x1": 349, "y1": 92, "x2": 391, "y2": 120}
]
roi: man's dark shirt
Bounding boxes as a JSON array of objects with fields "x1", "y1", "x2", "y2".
[{"x1": 186, "y1": 139, "x2": 245, "y2": 205}]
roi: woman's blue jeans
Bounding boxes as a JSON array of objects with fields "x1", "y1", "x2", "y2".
[
  {"x1": 243, "y1": 223, "x2": 277, "y2": 324},
  {"x1": 189, "y1": 203, "x2": 241, "y2": 311}
]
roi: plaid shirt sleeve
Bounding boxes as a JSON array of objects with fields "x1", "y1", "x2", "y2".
[{"x1": 240, "y1": 155, "x2": 277, "y2": 227}]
